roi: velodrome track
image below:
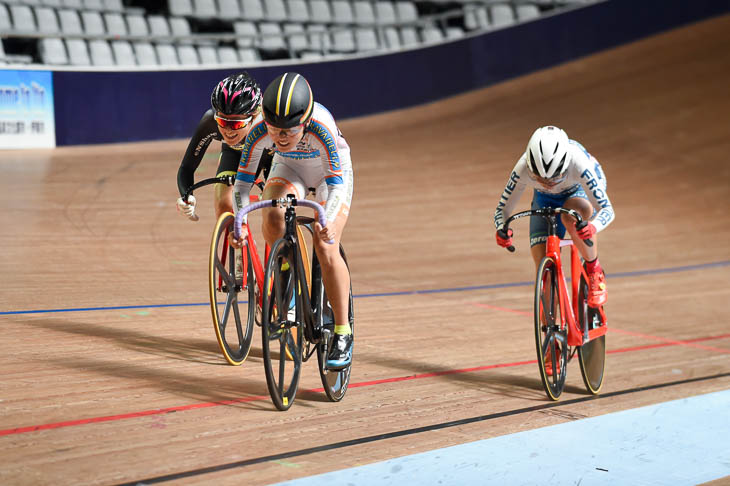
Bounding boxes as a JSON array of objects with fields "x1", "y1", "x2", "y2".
[{"x1": 1, "y1": 14, "x2": 729, "y2": 485}]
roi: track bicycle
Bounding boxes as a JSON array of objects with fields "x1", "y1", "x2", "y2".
[
  {"x1": 234, "y1": 194, "x2": 355, "y2": 411},
  {"x1": 182, "y1": 177, "x2": 310, "y2": 366},
  {"x1": 500, "y1": 208, "x2": 607, "y2": 400}
]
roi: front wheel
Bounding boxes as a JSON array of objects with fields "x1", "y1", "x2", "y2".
[
  {"x1": 534, "y1": 257, "x2": 567, "y2": 400},
  {"x1": 209, "y1": 212, "x2": 256, "y2": 365},
  {"x1": 261, "y1": 238, "x2": 303, "y2": 411},
  {"x1": 577, "y1": 273, "x2": 606, "y2": 394}
]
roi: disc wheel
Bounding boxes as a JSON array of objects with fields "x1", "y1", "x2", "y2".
[
  {"x1": 209, "y1": 212, "x2": 256, "y2": 366},
  {"x1": 577, "y1": 273, "x2": 606, "y2": 394},
  {"x1": 315, "y1": 245, "x2": 354, "y2": 402},
  {"x1": 534, "y1": 257, "x2": 567, "y2": 400},
  {"x1": 261, "y1": 238, "x2": 303, "y2": 411}
]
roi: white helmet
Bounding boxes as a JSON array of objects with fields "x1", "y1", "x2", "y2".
[{"x1": 526, "y1": 126, "x2": 570, "y2": 180}]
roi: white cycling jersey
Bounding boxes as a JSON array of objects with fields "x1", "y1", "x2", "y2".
[
  {"x1": 234, "y1": 102, "x2": 353, "y2": 223},
  {"x1": 494, "y1": 140, "x2": 615, "y2": 232}
]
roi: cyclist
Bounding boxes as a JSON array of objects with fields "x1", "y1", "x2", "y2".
[
  {"x1": 175, "y1": 72, "x2": 272, "y2": 220},
  {"x1": 494, "y1": 126, "x2": 615, "y2": 308},
  {"x1": 232, "y1": 72, "x2": 354, "y2": 369}
]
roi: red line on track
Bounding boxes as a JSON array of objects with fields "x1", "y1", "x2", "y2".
[{"x1": 1, "y1": 333, "x2": 728, "y2": 438}]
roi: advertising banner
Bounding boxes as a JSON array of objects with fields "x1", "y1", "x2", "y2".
[{"x1": 0, "y1": 69, "x2": 55, "y2": 149}]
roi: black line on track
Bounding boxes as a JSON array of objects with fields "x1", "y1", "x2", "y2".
[{"x1": 118, "y1": 371, "x2": 730, "y2": 485}]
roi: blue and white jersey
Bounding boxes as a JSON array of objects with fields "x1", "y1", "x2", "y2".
[
  {"x1": 494, "y1": 140, "x2": 615, "y2": 232},
  {"x1": 234, "y1": 102, "x2": 353, "y2": 223}
]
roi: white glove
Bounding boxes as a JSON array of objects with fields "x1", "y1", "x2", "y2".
[{"x1": 176, "y1": 195, "x2": 199, "y2": 221}]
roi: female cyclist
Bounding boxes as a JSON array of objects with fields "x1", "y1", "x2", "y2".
[{"x1": 232, "y1": 72, "x2": 355, "y2": 369}]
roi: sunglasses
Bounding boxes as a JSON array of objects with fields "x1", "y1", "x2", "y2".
[
  {"x1": 264, "y1": 122, "x2": 305, "y2": 137},
  {"x1": 214, "y1": 114, "x2": 253, "y2": 130}
]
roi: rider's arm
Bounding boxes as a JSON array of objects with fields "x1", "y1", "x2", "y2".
[
  {"x1": 494, "y1": 157, "x2": 529, "y2": 230},
  {"x1": 233, "y1": 119, "x2": 269, "y2": 221},
  {"x1": 176, "y1": 109, "x2": 220, "y2": 197},
  {"x1": 574, "y1": 154, "x2": 615, "y2": 233},
  {"x1": 311, "y1": 118, "x2": 350, "y2": 224}
]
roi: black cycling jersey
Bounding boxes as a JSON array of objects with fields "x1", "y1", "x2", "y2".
[{"x1": 176, "y1": 109, "x2": 272, "y2": 197}]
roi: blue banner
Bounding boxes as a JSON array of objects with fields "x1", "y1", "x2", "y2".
[{"x1": 0, "y1": 69, "x2": 56, "y2": 149}]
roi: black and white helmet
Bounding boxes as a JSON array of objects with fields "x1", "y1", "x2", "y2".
[{"x1": 526, "y1": 126, "x2": 570, "y2": 179}]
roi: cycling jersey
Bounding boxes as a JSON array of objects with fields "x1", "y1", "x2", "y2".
[
  {"x1": 234, "y1": 102, "x2": 354, "y2": 223},
  {"x1": 494, "y1": 140, "x2": 615, "y2": 233},
  {"x1": 176, "y1": 109, "x2": 272, "y2": 197}
]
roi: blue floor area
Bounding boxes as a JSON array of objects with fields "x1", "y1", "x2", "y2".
[{"x1": 274, "y1": 390, "x2": 730, "y2": 486}]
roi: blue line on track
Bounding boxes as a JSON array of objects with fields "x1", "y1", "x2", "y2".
[{"x1": 2, "y1": 260, "x2": 728, "y2": 316}]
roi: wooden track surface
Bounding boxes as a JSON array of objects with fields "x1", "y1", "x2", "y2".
[{"x1": 2, "y1": 15, "x2": 729, "y2": 485}]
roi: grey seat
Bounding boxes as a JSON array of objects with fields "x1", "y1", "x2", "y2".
[
  {"x1": 264, "y1": 0, "x2": 287, "y2": 22},
  {"x1": 516, "y1": 4, "x2": 540, "y2": 21},
  {"x1": 148, "y1": 15, "x2": 171, "y2": 39},
  {"x1": 218, "y1": 0, "x2": 243, "y2": 18},
  {"x1": 177, "y1": 45, "x2": 200, "y2": 65},
  {"x1": 61, "y1": 0, "x2": 83, "y2": 8},
  {"x1": 399, "y1": 26, "x2": 418, "y2": 46},
  {"x1": 354, "y1": 27, "x2": 378, "y2": 51},
  {"x1": 464, "y1": 5, "x2": 489, "y2": 30},
  {"x1": 9, "y1": 5, "x2": 36, "y2": 32},
  {"x1": 83, "y1": 0, "x2": 103, "y2": 10},
  {"x1": 382, "y1": 26, "x2": 400, "y2": 49},
  {"x1": 132, "y1": 42, "x2": 157, "y2": 65},
  {"x1": 308, "y1": 0, "x2": 331, "y2": 23},
  {"x1": 88, "y1": 39, "x2": 115, "y2": 66},
  {"x1": 126, "y1": 14, "x2": 149, "y2": 36},
  {"x1": 111, "y1": 40, "x2": 136, "y2": 65},
  {"x1": 103, "y1": 12, "x2": 127, "y2": 36},
  {"x1": 394, "y1": 1, "x2": 417, "y2": 23},
  {"x1": 155, "y1": 44, "x2": 179, "y2": 65},
  {"x1": 197, "y1": 45, "x2": 218, "y2": 64},
  {"x1": 233, "y1": 21, "x2": 258, "y2": 48},
  {"x1": 240, "y1": 0, "x2": 265, "y2": 21},
  {"x1": 286, "y1": 0, "x2": 309, "y2": 22},
  {"x1": 42, "y1": 0, "x2": 64, "y2": 7},
  {"x1": 352, "y1": 1, "x2": 375, "y2": 25},
  {"x1": 444, "y1": 26, "x2": 464, "y2": 39},
  {"x1": 58, "y1": 9, "x2": 82, "y2": 34},
  {"x1": 490, "y1": 4, "x2": 515, "y2": 28},
  {"x1": 35, "y1": 7, "x2": 60, "y2": 34},
  {"x1": 374, "y1": 1, "x2": 396, "y2": 25},
  {"x1": 192, "y1": 0, "x2": 217, "y2": 18},
  {"x1": 307, "y1": 24, "x2": 330, "y2": 52},
  {"x1": 330, "y1": 28, "x2": 355, "y2": 52},
  {"x1": 218, "y1": 46, "x2": 239, "y2": 64},
  {"x1": 65, "y1": 38, "x2": 91, "y2": 65},
  {"x1": 39, "y1": 37, "x2": 68, "y2": 65},
  {"x1": 238, "y1": 47, "x2": 260, "y2": 63},
  {"x1": 284, "y1": 23, "x2": 308, "y2": 52},
  {"x1": 169, "y1": 17, "x2": 194, "y2": 44},
  {"x1": 420, "y1": 25, "x2": 443, "y2": 44},
  {"x1": 80, "y1": 10, "x2": 105, "y2": 35},
  {"x1": 103, "y1": 0, "x2": 123, "y2": 12},
  {"x1": 259, "y1": 22, "x2": 287, "y2": 52},
  {"x1": 0, "y1": 5, "x2": 10, "y2": 32},
  {"x1": 169, "y1": 0, "x2": 194, "y2": 17},
  {"x1": 331, "y1": 0, "x2": 354, "y2": 24}
]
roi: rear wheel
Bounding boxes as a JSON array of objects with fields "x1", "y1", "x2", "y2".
[
  {"x1": 534, "y1": 257, "x2": 567, "y2": 400},
  {"x1": 209, "y1": 213, "x2": 256, "y2": 366},
  {"x1": 578, "y1": 273, "x2": 607, "y2": 394},
  {"x1": 261, "y1": 238, "x2": 302, "y2": 411},
  {"x1": 315, "y1": 245, "x2": 354, "y2": 402}
]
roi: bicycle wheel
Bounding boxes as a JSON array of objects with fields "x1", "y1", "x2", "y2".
[
  {"x1": 261, "y1": 238, "x2": 303, "y2": 411},
  {"x1": 534, "y1": 257, "x2": 567, "y2": 400},
  {"x1": 577, "y1": 273, "x2": 606, "y2": 394},
  {"x1": 209, "y1": 212, "x2": 256, "y2": 366},
  {"x1": 315, "y1": 245, "x2": 354, "y2": 402}
]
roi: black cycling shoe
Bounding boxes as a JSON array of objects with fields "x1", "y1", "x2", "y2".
[{"x1": 326, "y1": 333, "x2": 353, "y2": 370}]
